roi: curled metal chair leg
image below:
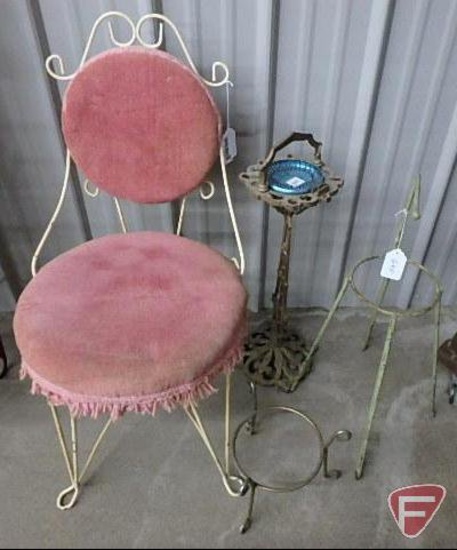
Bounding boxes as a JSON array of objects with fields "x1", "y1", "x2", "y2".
[
  {"x1": 49, "y1": 404, "x2": 113, "y2": 510},
  {"x1": 57, "y1": 483, "x2": 80, "y2": 510}
]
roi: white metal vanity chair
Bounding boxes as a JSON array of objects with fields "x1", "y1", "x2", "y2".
[{"x1": 13, "y1": 11, "x2": 250, "y2": 524}]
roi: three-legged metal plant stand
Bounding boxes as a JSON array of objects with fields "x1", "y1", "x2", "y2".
[
  {"x1": 233, "y1": 382, "x2": 352, "y2": 533},
  {"x1": 299, "y1": 177, "x2": 443, "y2": 479},
  {"x1": 240, "y1": 132, "x2": 344, "y2": 392}
]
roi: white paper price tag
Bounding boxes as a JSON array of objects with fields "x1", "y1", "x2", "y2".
[
  {"x1": 222, "y1": 127, "x2": 237, "y2": 164},
  {"x1": 380, "y1": 248, "x2": 407, "y2": 281},
  {"x1": 286, "y1": 176, "x2": 305, "y2": 188}
]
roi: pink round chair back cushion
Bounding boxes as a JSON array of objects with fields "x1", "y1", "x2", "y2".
[{"x1": 62, "y1": 47, "x2": 222, "y2": 203}]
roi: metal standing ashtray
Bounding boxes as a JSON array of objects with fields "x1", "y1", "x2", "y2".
[{"x1": 239, "y1": 131, "x2": 344, "y2": 391}]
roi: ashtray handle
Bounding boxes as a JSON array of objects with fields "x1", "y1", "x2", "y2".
[{"x1": 262, "y1": 131, "x2": 323, "y2": 172}]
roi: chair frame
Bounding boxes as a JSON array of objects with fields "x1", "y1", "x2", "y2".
[
  {"x1": 26, "y1": 11, "x2": 352, "y2": 533},
  {"x1": 31, "y1": 10, "x2": 247, "y2": 513}
]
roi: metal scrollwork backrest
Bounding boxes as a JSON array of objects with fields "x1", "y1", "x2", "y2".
[{"x1": 33, "y1": 10, "x2": 244, "y2": 276}]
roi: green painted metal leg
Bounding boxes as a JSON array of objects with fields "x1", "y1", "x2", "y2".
[
  {"x1": 362, "y1": 279, "x2": 390, "y2": 351},
  {"x1": 432, "y1": 293, "x2": 442, "y2": 418},
  {"x1": 355, "y1": 315, "x2": 397, "y2": 480},
  {"x1": 300, "y1": 275, "x2": 351, "y2": 374}
]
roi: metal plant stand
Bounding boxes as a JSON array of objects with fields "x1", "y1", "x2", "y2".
[
  {"x1": 240, "y1": 132, "x2": 344, "y2": 392},
  {"x1": 232, "y1": 383, "x2": 352, "y2": 534},
  {"x1": 298, "y1": 177, "x2": 443, "y2": 479}
]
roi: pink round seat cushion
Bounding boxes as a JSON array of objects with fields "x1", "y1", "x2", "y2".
[
  {"x1": 14, "y1": 233, "x2": 247, "y2": 419},
  {"x1": 62, "y1": 47, "x2": 222, "y2": 203}
]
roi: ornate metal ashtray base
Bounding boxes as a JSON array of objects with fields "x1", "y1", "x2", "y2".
[
  {"x1": 232, "y1": 405, "x2": 352, "y2": 533},
  {"x1": 243, "y1": 323, "x2": 313, "y2": 392}
]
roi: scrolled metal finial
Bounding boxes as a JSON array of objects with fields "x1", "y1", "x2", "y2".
[
  {"x1": 137, "y1": 13, "x2": 198, "y2": 69},
  {"x1": 135, "y1": 14, "x2": 164, "y2": 49},
  {"x1": 136, "y1": 13, "x2": 230, "y2": 88},
  {"x1": 208, "y1": 61, "x2": 230, "y2": 88},
  {"x1": 45, "y1": 11, "x2": 230, "y2": 88},
  {"x1": 199, "y1": 181, "x2": 215, "y2": 201},
  {"x1": 106, "y1": 16, "x2": 137, "y2": 48},
  {"x1": 84, "y1": 179, "x2": 99, "y2": 198},
  {"x1": 45, "y1": 54, "x2": 68, "y2": 81},
  {"x1": 45, "y1": 11, "x2": 136, "y2": 81}
]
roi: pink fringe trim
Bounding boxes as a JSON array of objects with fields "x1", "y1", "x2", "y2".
[{"x1": 20, "y1": 343, "x2": 244, "y2": 421}]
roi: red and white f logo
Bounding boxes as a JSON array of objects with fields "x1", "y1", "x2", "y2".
[{"x1": 388, "y1": 484, "x2": 446, "y2": 538}]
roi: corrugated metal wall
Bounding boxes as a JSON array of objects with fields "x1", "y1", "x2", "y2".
[{"x1": 1, "y1": 0, "x2": 457, "y2": 312}]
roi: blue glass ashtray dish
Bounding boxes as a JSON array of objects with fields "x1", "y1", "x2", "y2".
[{"x1": 266, "y1": 159, "x2": 324, "y2": 195}]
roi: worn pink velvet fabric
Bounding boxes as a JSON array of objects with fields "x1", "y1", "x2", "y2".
[
  {"x1": 14, "y1": 233, "x2": 247, "y2": 419},
  {"x1": 62, "y1": 47, "x2": 221, "y2": 203}
]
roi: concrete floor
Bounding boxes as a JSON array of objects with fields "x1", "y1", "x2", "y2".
[{"x1": 1, "y1": 309, "x2": 457, "y2": 548}]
